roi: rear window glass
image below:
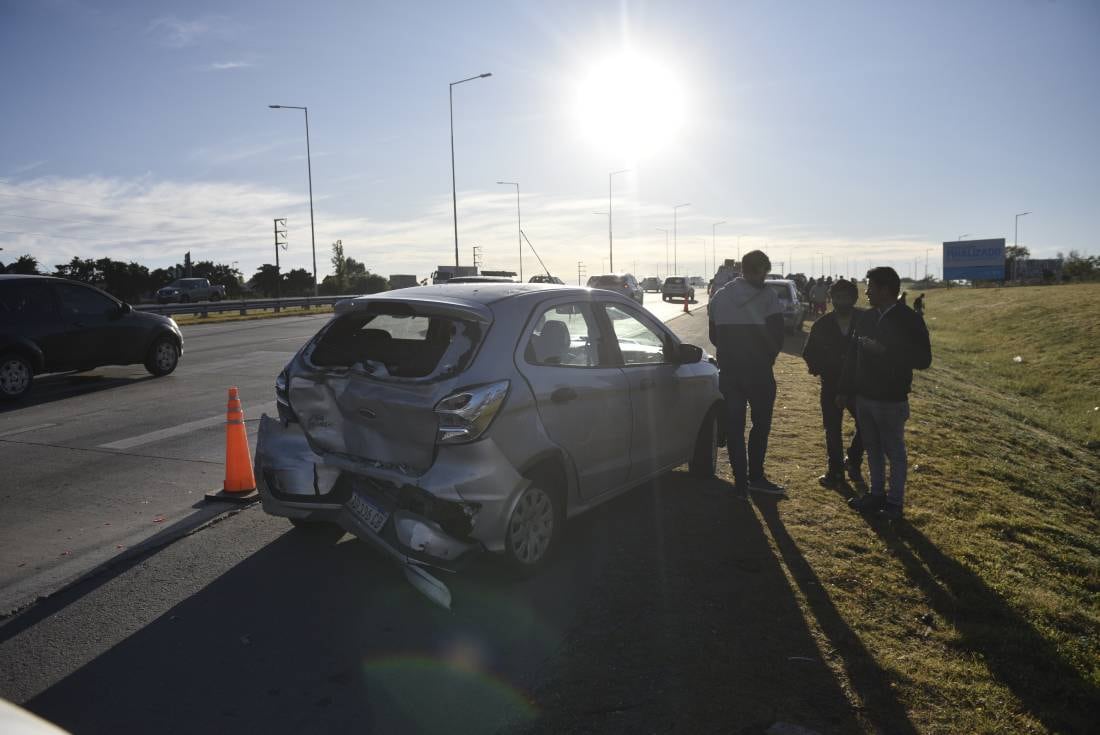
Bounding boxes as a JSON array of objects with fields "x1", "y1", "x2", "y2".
[
  {"x1": 308, "y1": 310, "x2": 480, "y2": 380},
  {"x1": 0, "y1": 282, "x2": 57, "y2": 324},
  {"x1": 666, "y1": 277, "x2": 685, "y2": 285},
  {"x1": 767, "y1": 284, "x2": 792, "y2": 300},
  {"x1": 591, "y1": 276, "x2": 623, "y2": 287}
]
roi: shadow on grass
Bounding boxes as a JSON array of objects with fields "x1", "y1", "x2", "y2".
[
  {"x1": 868, "y1": 521, "x2": 1100, "y2": 733},
  {"x1": 753, "y1": 497, "x2": 920, "y2": 735}
]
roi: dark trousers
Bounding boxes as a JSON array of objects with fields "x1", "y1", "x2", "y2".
[
  {"x1": 820, "y1": 386, "x2": 863, "y2": 472},
  {"x1": 721, "y1": 370, "x2": 776, "y2": 487}
]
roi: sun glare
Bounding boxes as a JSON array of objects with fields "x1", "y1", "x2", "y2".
[{"x1": 574, "y1": 51, "x2": 687, "y2": 158}]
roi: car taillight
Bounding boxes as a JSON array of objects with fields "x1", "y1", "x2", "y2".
[{"x1": 434, "y1": 380, "x2": 509, "y2": 444}]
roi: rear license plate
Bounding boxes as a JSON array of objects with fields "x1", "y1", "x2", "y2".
[{"x1": 348, "y1": 492, "x2": 390, "y2": 533}]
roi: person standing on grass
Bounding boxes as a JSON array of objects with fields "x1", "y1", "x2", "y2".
[
  {"x1": 709, "y1": 249, "x2": 787, "y2": 498},
  {"x1": 802, "y1": 279, "x2": 865, "y2": 487},
  {"x1": 914, "y1": 293, "x2": 925, "y2": 316},
  {"x1": 810, "y1": 278, "x2": 829, "y2": 318},
  {"x1": 838, "y1": 267, "x2": 932, "y2": 520}
]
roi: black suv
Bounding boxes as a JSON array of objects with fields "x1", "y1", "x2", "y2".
[{"x1": 0, "y1": 275, "x2": 184, "y2": 400}]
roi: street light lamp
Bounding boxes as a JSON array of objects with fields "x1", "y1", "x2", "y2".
[
  {"x1": 497, "y1": 181, "x2": 521, "y2": 281},
  {"x1": 655, "y1": 228, "x2": 670, "y2": 278},
  {"x1": 450, "y1": 72, "x2": 493, "y2": 267},
  {"x1": 608, "y1": 169, "x2": 629, "y2": 272},
  {"x1": 673, "y1": 203, "x2": 690, "y2": 275},
  {"x1": 958, "y1": 233, "x2": 970, "y2": 241},
  {"x1": 268, "y1": 104, "x2": 318, "y2": 296},
  {"x1": 1014, "y1": 211, "x2": 1030, "y2": 252},
  {"x1": 711, "y1": 220, "x2": 726, "y2": 277}
]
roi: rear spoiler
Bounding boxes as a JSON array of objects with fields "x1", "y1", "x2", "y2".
[{"x1": 335, "y1": 294, "x2": 493, "y2": 325}]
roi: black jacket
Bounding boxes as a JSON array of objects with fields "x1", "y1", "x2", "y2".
[
  {"x1": 802, "y1": 309, "x2": 864, "y2": 392},
  {"x1": 839, "y1": 303, "x2": 932, "y2": 401}
]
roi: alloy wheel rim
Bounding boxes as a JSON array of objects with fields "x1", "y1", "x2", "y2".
[
  {"x1": 1, "y1": 359, "x2": 30, "y2": 395},
  {"x1": 156, "y1": 343, "x2": 176, "y2": 371},
  {"x1": 509, "y1": 487, "x2": 554, "y2": 564}
]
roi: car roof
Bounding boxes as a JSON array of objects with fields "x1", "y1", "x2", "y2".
[
  {"x1": 343, "y1": 283, "x2": 641, "y2": 309},
  {"x1": 0, "y1": 274, "x2": 60, "y2": 282}
]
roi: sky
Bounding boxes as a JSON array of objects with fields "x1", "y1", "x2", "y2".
[{"x1": 1, "y1": 0, "x2": 1098, "y2": 283}]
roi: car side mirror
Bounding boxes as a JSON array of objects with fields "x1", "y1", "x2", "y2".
[
  {"x1": 677, "y1": 343, "x2": 703, "y2": 364},
  {"x1": 120, "y1": 302, "x2": 132, "y2": 314}
]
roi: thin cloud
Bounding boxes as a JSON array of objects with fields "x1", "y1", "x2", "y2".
[
  {"x1": 147, "y1": 15, "x2": 233, "y2": 48},
  {"x1": 204, "y1": 60, "x2": 254, "y2": 71}
]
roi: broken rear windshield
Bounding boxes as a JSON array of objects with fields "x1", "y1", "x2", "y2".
[{"x1": 308, "y1": 310, "x2": 480, "y2": 380}]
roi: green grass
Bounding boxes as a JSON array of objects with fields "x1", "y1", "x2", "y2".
[
  {"x1": 170, "y1": 304, "x2": 334, "y2": 326},
  {"x1": 756, "y1": 283, "x2": 1100, "y2": 732}
]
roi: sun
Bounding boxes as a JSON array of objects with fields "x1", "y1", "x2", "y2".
[{"x1": 574, "y1": 51, "x2": 687, "y2": 159}]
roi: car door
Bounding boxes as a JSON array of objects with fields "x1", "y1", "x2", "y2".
[
  {"x1": 52, "y1": 282, "x2": 125, "y2": 368},
  {"x1": 517, "y1": 299, "x2": 632, "y2": 501},
  {"x1": 598, "y1": 301, "x2": 694, "y2": 477},
  {"x1": 0, "y1": 281, "x2": 67, "y2": 370}
]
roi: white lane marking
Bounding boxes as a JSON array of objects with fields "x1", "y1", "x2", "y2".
[
  {"x1": 98, "y1": 401, "x2": 278, "y2": 451},
  {"x1": 0, "y1": 423, "x2": 58, "y2": 438}
]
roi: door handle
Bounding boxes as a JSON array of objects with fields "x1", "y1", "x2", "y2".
[
  {"x1": 551, "y1": 387, "x2": 578, "y2": 404},
  {"x1": 639, "y1": 378, "x2": 655, "y2": 390}
]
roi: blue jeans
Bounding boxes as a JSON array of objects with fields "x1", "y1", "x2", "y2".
[
  {"x1": 721, "y1": 370, "x2": 776, "y2": 487},
  {"x1": 856, "y1": 397, "x2": 910, "y2": 506}
]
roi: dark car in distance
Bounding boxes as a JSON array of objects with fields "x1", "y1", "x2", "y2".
[
  {"x1": 586, "y1": 273, "x2": 644, "y2": 304},
  {"x1": 0, "y1": 275, "x2": 184, "y2": 400}
]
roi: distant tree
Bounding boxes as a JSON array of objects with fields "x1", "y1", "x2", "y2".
[
  {"x1": 348, "y1": 272, "x2": 389, "y2": 294},
  {"x1": 4, "y1": 254, "x2": 41, "y2": 274},
  {"x1": 1005, "y1": 245, "x2": 1030, "y2": 262},
  {"x1": 248, "y1": 264, "x2": 283, "y2": 297},
  {"x1": 94, "y1": 258, "x2": 150, "y2": 302},
  {"x1": 54, "y1": 257, "x2": 101, "y2": 285},
  {"x1": 283, "y1": 268, "x2": 314, "y2": 296},
  {"x1": 190, "y1": 260, "x2": 244, "y2": 297},
  {"x1": 1058, "y1": 250, "x2": 1098, "y2": 281}
]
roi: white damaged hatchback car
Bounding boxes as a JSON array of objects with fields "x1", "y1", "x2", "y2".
[{"x1": 256, "y1": 284, "x2": 722, "y2": 605}]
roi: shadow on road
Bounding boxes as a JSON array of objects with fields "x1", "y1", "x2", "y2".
[{"x1": 0, "y1": 371, "x2": 158, "y2": 414}]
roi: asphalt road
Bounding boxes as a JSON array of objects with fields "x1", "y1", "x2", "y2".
[{"x1": 0, "y1": 291, "x2": 706, "y2": 616}]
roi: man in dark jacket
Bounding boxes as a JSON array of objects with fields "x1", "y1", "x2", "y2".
[
  {"x1": 709, "y1": 250, "x2": 786, "y2": 497},
  {"x1": 802, "y1": 279, "x2": 864, "y2": 487},
  {"x1": 838, "y1": 267, "x2": 932, "y2": 520}
]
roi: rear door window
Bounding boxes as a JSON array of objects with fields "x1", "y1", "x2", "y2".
[
  {"x1": 0, "y1": 282, "x2": 58, "y2": 324},
  {"x1": 524, "y1": 302, "x2": 603, "y2": 367},
  {"x1": 308, "y1": 309, "x2": 479, "y2": 380}
]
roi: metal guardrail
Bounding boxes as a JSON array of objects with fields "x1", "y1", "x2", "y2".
[{"x1": 136, "y1": 294, "x2": 364, "y2": 318}]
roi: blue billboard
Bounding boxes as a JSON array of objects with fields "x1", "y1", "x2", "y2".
[{"x1": 943, "y1": 239, "x2": 1005, "y2": 281}]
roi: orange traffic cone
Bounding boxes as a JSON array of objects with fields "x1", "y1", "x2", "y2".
[
  {"x1": 205, "y1": 386, "x2": 259, "y2": 504},
  {"x1": 683, "y1": 297, "x2": 690, "y2": 313}
]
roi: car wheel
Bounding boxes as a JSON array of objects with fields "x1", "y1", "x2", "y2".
[
  {"x1": 0, "y1": 352, "x2": 34, "y2": 401},
  {"x1": 689, "y1": 409, "x2": 719, "y2": 478},
  {"x1": 504, "y1": 476, "x2": 561, "y2": 575},
  {"x1": 145, "y1": 337, "x2": 179, "y2": 376}
]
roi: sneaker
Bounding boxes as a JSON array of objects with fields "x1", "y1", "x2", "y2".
[
  {"x1": 748, "y1": 476, "x2": 787, "y2": 496},
  {"x1": 848, "y1": 493, "x2": 886, "y2": 512},
  {"x1": 818, "y1": 470, "x2": 844, "y2": 488},
  {"x1": 845, "y1": 460, "x2": 865, "y2": 485},
  {"x1": 878, "y1": 502, "x2": 904, "y2": 521}
]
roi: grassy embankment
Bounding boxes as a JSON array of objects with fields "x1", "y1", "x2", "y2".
[
  {"x1": 169, "y1": 304, "x2": 334, "y2": 326},
  {"x1": 761, "y1": 282, "x2": 1100, "y2": 732}
]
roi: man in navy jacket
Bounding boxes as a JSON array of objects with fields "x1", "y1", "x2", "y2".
[
  {"x1": 709, "y1": 250, "x2": 786, "y2": 497},
  {"x1": 838, "y1": 267, "x2": 932, "y2": 520}
]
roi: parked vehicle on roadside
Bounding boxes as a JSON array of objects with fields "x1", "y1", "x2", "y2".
[
  {"x1": 256, "y1": 283, "x2": 721, "y2": 605},
  {"x1": 662, "y1": 276, "x2": 694, "y2": 302},
  {"x1": 640, "y1": 277, "x2": 662, "y2": 292},
  {"x1": 443, "y1": 276, "x2": 518, "y2": 284},
  {"x1": 765, "y1": 278, "x2": 808, "y2": 333},
  {"x1": 0, "y1": 275, "x2": 184, "y2": 400},
  {"x1": 155, "y1": 278, "x2": 226, "y2": 304},
  {"x1": 528, "y1": 274, "x2": 565, "y2": 285},
  {"x1": 586, "y1": 273, "x2": 644, "y2": 304}
]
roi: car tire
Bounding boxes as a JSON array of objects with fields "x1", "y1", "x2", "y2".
[
  {"x1": 144, "y1": 336, "x2": 180, "y2": 377},
  {"x1": 662, "y1": 295, "x2": 668, "y2": 302},
  {"x1": 0, "y1": 352, "x2": 34, "y2": 402},
  {"x1": 689, "y1": 409, "x2": 719, "y2": 478},
  {"x1": 503, "y1": 471, "x2": 562, "y2": 576}
]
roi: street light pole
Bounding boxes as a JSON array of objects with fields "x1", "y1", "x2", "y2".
[
  {"x1": 711, "y1": 220, "x2": 726, "y2": 278},
  {"x1": 450, "y1": 72, "x2": 492, "y2": 268},
  {"x1": 673, "y1": 203, "x2": 690, "y2": 275},
  {"x1": 268, "y1": 104, "x2": 318, "y2": 295},
  {"x1": 497, "y1": 181, "x2": 521, "y2": 281},
  {"x1": 655, "y1": 228, "x2": 670, "y2": 277},
  {"x1": 1014, "y1": 211, "x2": 1031, "y2": 252},
  {"x1": 608, "y1": 169, "x2": 628, "y2": 272},
  {"x1": 958, "y1": 233, "x2": 970, "y2": 241}
]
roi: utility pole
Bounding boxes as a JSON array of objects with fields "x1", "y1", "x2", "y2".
[
  {"x1": 673, "y1": 203, "x2": 691, "y2": 275},
  {"x1": 472, "y1": 245, "x2": 482, "y2": 270},
  {"x1": 608, "y1": 169, "x2": 629, "y2": 272},
  {"x1": 273, "y1": 218, "x2": 287, "y2": 300},
  {"x1": 577, "y1": 261, "x2": 586, "y2": 286}
]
